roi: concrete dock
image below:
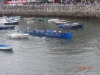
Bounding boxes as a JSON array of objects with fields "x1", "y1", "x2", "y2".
[{"x1": 0, "y1": 4, "x2": 100, "y2": 19}]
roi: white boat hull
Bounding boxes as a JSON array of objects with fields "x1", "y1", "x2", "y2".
[
  {"x1": 24, "y1": 17, "x2": 34, "y2": 21},
  {"x1": 47, "y1": 18, "x2": 59, "y2": 22},
  {"x1": 9, "y1": 33, "x2": 29, "y2": 39},
  {"x1": 0, "y1": 18, "x2": 19, "y2": 25}
]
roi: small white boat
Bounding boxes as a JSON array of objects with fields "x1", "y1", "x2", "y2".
[
  {"x1": 0, "y1": 44, "x2": 12, "y2": 50},
  {"x1": 0, "y1": 18, "x2": 19, "y2": 25},
  {"x1": 8, "y1": 32, "x2": 30, "y2": 39},
  {"x1": 47, "y1": 18, "x2": 59, "y2": 22},
  {"x1": 24, "y1": 17, "x2": 34, "y2": 21},
  {"x1": 55, "y1": 20, "x2": 69, "y2": 25}
]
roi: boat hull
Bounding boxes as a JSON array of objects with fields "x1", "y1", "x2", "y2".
[
  {"x1": 29, "y1": 32, "x2": 73, "y2": 39},
  {"x1": 0, "y1": 44, "x2": 12, "y2": 50},
  {"x1": 56, "y1": 22, "x2": 67, "y2": 25},
  {"x1": 0, "y1": 26, "x2": 15, "y2": 30},
  {"x1": 24, "y1": 17, "x2": 34, "y2": 21},
  {"x1": 47, "y1": 18, "x2": 59, "y2": 22},
  {"x1": 5, "y1": 21, "x2": 19, "y2": 25},
  {"x1": 9, "y1": 33, "x2": 29, "y2": 39},
  {"x1": 0, "y1": 17, "x2": 20, "y2": 25},
  {"x1": 58, "y1": 23, "x2": 83, "y2": 29}
]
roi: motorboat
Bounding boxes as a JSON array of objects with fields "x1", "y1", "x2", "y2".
[
  {"x1": 24, "y1": 17, "x2": 35, "y2": 24},
  {"x1": 58, "y1": 22, "x2": 83, "y2": 29},
  {"x1": 0, "y1": 44, "x2": 12, "y2": 50},
  {"x1": 8, "y1": 32, "x2": 30, "y2": 39},
  {"x1": 0, "y1": 18, "x2": 19, "y2": 25}
]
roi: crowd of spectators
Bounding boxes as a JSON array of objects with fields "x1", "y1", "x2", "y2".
[
  {"x1": 27, "y1": 0, "x2": 100, "y2": 6},
  {"x1": 0, "y1": 0, "x2": 100, "y2": 6}
]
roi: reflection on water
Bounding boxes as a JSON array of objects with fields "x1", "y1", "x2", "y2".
[{"x1": 0, "y1": 17, "x2": 100, "y2": 75}]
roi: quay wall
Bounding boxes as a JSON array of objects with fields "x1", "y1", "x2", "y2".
[{"x1": 0, "y1": 5, "x2": 100, "y2": 19}]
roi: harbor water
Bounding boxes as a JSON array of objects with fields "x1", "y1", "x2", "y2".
[{"x1": 0, "y1": 17, "x2": 100, "y2": 75}]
